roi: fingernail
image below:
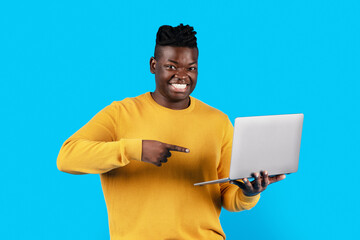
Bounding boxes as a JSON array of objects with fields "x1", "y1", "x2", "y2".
[{"x1": 185, "y1": 149, "x2": 190, "y2": 153}]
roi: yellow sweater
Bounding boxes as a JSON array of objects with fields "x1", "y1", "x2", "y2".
[{"x1": 57, "y1": 92, "x2": 260, "y2": 240}]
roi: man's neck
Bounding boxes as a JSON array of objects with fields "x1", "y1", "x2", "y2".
[{"x1": 150, "y1": 92, "x2": 190, "y2": 110}]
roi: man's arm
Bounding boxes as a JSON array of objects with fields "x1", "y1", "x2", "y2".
[{"x1": 56, "y1": 102, "x2": 142, "y2": 175}]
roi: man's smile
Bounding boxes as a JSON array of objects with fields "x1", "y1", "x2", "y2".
[{"x1": 169, "y1": 83, "x2": 190, "y2": 93}]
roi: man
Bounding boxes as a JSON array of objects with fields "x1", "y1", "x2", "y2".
[{"x1": 57, "y1": 24, "x2": 285, "y2": 240}]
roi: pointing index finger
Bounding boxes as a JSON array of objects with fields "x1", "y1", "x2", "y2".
[{"x1": 166, "y1": 144, "x2": 190, "y2": 153}]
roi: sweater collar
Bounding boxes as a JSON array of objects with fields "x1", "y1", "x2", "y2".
[{"x1": 144, "y1": 92, "x2": 195, "y2": 114}]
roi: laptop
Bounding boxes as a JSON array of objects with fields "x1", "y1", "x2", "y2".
[{"x1": 194, "y1": 113, "x2": 304, "y2": 186}]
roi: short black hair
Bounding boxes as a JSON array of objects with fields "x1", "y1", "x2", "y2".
[{"x1": 154, "y1": 23, "x2": 198, "y2": 60}]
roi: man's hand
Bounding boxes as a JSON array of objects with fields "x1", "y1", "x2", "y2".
[
  {"x1": 141, "y1": 140, "x2": 190, "y2": 166},
  {"x1": 230, "y1": 171, "x2": 286, "y2": 196}
]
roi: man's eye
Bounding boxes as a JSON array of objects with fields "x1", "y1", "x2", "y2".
[
  {"x1": 189, "y1": 67, "x2": 197, "y2": 71},
  {"x1": 166, "y1": 65, "x2": 176, "y2": 70}
]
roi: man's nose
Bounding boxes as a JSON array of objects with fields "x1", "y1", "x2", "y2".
[{"x1": 175, "y1": 69, "x2": 188, "y2": 80}]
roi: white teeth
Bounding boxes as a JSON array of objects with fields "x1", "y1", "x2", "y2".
[{"x1": 171, "y1": 84, "x2": 187, "y2": 89}]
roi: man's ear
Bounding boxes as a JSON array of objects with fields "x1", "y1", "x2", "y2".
[{"x1": 150, "y1": 57, "x2": 156, "y2": 74}]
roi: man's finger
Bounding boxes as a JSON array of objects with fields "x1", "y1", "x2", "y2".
[
  {"x1": 269, "y1": 174, "x2": 286, "y2": 184},
  {"x1": 261, "y1": 170, "x2": 269, "y2": 188},
  {"x1": 242, "y1": 178, "x2": 253, "y2": 192},
  {"x1": 165, "y1": 151, "x2": 172, "y2": 158},
  {"x1": 166, "y1": 144, "x2": 190, "y2": 153},
  {"x1": 251, "y1": 172, "x2": 261, "y2": 190}
]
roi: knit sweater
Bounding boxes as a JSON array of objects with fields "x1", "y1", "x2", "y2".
[{"x1": 57, "y1": 92, "x2": 260, "y2": 240}]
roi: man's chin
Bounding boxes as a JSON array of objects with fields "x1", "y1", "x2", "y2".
[{"x1": 167, "y1": 91, "x2": 191, "y2": 100}]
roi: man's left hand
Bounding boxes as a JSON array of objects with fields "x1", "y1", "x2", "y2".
[{"x1": 230, "y1": 171, "x2": 286, "y2": 197}]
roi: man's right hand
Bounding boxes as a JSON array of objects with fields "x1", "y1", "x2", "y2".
[{"x1": 141, "y1": 140, "x2": 190, "y2": 166}]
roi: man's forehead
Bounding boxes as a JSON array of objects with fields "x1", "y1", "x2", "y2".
[
  {"x1": 167, "y1": 59, "x2": 197, "y2": 65},
  {"x1": 157, "y1": 46, "x2": 198, "y2": 62}
]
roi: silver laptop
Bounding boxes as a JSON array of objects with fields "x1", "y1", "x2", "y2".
[{"x1": 194, "y1": 113, "x2": 304, "y2": 186}]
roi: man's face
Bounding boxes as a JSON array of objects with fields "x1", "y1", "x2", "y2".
[{"x1": 150, "y1": 46, "x2": 198, "y2": 103}]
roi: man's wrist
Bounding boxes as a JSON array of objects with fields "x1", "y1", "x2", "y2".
[{"x1": 242, "y1": 190, "x2": 260, "y2": 197}]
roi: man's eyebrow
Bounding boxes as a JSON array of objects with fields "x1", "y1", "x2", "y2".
[
  {"x1": 167, "y1": 59, "x2": 197, "y2": 65},
  {"x1": 167, "y1": 59, "x2": 178, "y2": 64}
]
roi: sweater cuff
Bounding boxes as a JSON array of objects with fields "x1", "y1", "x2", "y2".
[
  {"x1": 237, "y1": 189, "x2": 261, "y2": 203},
  {"x1": 119, "y1": 139, "x2": 142, "y2": 162}
]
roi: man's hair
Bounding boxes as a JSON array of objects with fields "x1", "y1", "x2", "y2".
[{"x1": 154, "y1": 23, "x2": 197, "y2": 60}]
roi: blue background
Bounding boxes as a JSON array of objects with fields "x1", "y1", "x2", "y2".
[{"x1": 1, "y1": 0, "x2": 359, "y2": 239}]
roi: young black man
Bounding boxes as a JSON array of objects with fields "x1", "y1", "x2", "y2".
[{"x1": 57, "y1": 24, "x2": 285, "y2": 240}]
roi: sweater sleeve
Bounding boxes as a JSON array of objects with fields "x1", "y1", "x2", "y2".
[
  {"x1": 218, "y1": 117, "x2": 260, "y2": 212},
  {"x1": 57, "y1": 101, "x2": 142, "y2": 175}
]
